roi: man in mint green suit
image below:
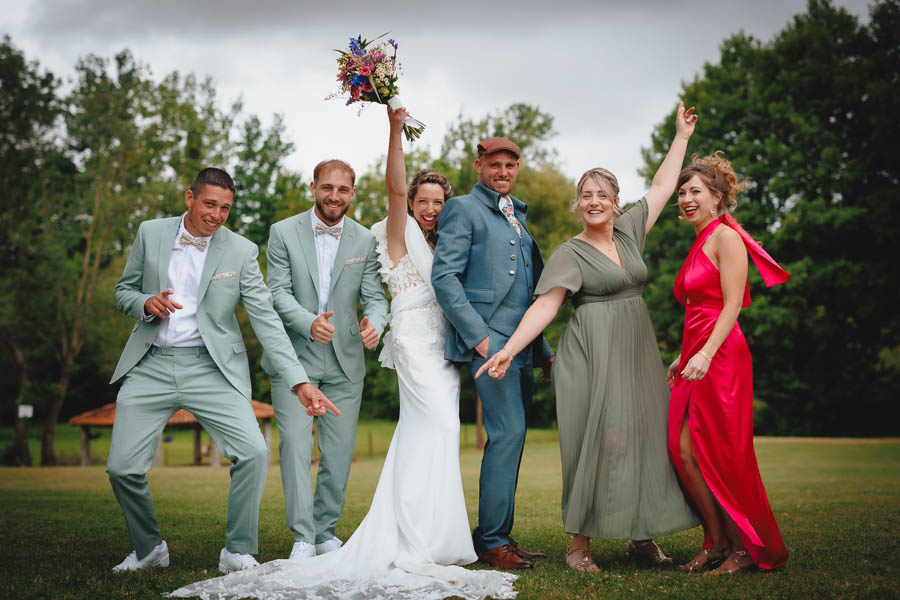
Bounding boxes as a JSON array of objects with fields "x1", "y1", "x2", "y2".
[
  {"x1": 261, "y1": 159, "x2": 388, "y2": 560},
  {"x1": 107, "y1": 168, "x2": 337, "y2": 574}
]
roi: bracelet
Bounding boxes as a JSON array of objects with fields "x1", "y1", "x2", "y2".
[
  {"x1": 500, "y1": 347, "x2": 514, "y2": 361},
  {"x1": 697, "y1": 350, "x2": 713, "y2": 363}
]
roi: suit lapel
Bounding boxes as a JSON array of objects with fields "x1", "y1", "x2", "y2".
[
  {"x1": 198, "y1": 228, "x2": 227, "y2": 304},
  {"x1": 328, "y1": 222, "x2": 357, "y2": 297},
  {"x1": 297, "y1": 210, "x2": 320, "y2": 297},
  {"x1": 157, "y1": 217, "x2": 181, "y2": 291}
]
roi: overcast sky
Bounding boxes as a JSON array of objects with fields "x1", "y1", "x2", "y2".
[{"x1": 2, "y1": 0, "x2": 873, "y2": 203}]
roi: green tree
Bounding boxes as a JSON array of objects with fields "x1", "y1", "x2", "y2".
[
  {"x1": 0, "y1": 36, "x2": 66, "y2": 465},
  {"x1": 0, "y1": 39, "x2": 307, "y2": 463},
  {"x1": 640, "y1": 0, "x2": 900, "y2": 435}
]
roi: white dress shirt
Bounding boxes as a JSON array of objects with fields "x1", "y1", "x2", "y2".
[
  {"x1": 152, "y1": 217, "x2": 211, "y2": 347},
  {"x1": 311, "y1": 211, "x2": 344, "y2": 315}
]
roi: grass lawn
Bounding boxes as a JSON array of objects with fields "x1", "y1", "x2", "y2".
[{"x1": 1, "y1": 431, "x2": 898, "y2": 599}]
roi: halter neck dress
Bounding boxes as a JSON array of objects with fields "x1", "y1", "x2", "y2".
[{"x1": 668, "y1": 215, "x2": 790, "y2": 570}]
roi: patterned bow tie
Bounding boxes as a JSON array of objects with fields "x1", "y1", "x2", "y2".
[
  {"x1": 179, "y1": 231, "x2": 208, "y2": 251},
  {"x1": 314, "y1": 224, "x2": 342, "y2": 238},
  {"x1": 500, "y1": 201, "x2": 522, "y2": 238}
]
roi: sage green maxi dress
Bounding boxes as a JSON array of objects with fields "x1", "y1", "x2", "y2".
[{"x1": 536, "y1": 197, "x2": 698, "y2": 540}]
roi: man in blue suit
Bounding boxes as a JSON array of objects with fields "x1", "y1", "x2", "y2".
[{"x1": 432, "y1": 137, "x2": 553, "y2": 570}]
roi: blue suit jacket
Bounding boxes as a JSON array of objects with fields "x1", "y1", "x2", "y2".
[{"x1": 432, "y1": 181, "x2": 553, "y2": 364}]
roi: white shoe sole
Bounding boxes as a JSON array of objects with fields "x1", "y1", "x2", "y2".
[{"x1": 112, "y1": 553, "x2": 169, "y2": 572}]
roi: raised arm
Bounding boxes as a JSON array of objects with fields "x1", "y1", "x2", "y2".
[
  {"x1": 475, "y1": 287, "x2": 567, "y2": 379},
  {"x1": 644, "y1": 101, "x2": 697, "y2": 234},
  {"x1": 385, "y1": 105, "x2": 410, "y2": 265}
]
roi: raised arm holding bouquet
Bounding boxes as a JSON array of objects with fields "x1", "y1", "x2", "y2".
[{"x1": 331, "y1": 34, "x2": 425, "y2": 141}]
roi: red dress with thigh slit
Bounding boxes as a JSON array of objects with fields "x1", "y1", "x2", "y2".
[{"x1": 667, "y1": 215, "x2": 790, "y2": 570}]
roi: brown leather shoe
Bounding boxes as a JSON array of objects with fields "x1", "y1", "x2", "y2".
[
  {"x1": 509, "y1": 537, "x2": 547, "y2": 560},
  {"x1": 477, "y1": 545, "x2": 534, "y2": 570}
]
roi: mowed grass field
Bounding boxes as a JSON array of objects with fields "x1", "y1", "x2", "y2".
[{"x1": 1, "y1": 426, "x2": 898, "y2": 600}]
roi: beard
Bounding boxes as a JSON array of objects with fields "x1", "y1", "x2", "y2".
[{"x1": 314, "y1": 195, "x2": 350, "y2": 225}]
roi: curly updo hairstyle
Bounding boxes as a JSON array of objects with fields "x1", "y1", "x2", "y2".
[
  {"x1": 676, "y1": 151, "x2": 748, "y2": 215},
  {"x1": 407, "y1": 168, "x2": 452, "y2": 246}
]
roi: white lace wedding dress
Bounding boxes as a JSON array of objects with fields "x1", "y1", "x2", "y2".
[{"x1": 170, "y1": 216, "x2": 517, "y2": 599}]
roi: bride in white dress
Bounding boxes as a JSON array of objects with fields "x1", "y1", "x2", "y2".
[{"x1": 169, "y1": 107, "x2": 517, "y2": 600}]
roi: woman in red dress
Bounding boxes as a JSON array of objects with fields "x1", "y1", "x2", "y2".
[{"x1": 666, "y1": 153, "x2": 790, "y2": 575}]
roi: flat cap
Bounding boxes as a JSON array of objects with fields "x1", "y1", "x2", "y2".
[{"x1": 477, "y1": 137, "x2": 521, "y2": 159}]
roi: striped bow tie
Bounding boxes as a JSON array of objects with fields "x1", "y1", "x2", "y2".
[
  {"x1": 179, "y1": 232, "x2": 208, "y2": 251},
  {"x1": 314, "y1": 224, "x2": 342, "y2": 238}
]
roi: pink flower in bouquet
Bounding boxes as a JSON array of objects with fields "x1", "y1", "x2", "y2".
[
  {"x1": 362, "y1": 81, "x2": 374, "y2": 92},
  {"x1": 350, "y1": 86, "x2": 361, "y2": 99},
  {"x1": 359, "y1": 66, "x2": 371, "y2": 76}
]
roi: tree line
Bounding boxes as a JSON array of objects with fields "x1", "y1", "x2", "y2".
[{"x1": 1, "y1": 0, "x2": 897, "y2": 465}]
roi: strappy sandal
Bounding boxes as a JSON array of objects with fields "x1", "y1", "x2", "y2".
[
  {"x1": 566, "y1": 547, "x2": 600, "y2": 573},
  {"x1": 707, "y1": 549, "x2": 755, "y2": 575},
  {"x1": 625, "y1": 539, "x2": 674, "y2": 564},
  {"x1": 679, "y1": 545, "x2": 730, "y2": 573}
]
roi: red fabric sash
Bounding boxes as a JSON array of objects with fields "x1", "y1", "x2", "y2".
[{"x1": 674, "y1": 215, "x2": 790, "y2": 307}]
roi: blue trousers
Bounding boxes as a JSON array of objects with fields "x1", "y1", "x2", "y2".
[{"x1": 469, "y1": 348, "x2": 534, "y2": 552}]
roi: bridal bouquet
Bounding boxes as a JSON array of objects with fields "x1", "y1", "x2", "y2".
[{"x1": 330, "y1": 33, "x2": 425, "y2": 141}]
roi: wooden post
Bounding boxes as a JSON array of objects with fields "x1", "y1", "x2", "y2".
[
  {"x1": 193, "y1": 427, "x2": 202, "y2": 465},
  {"x1": 79, "y1": 426, "x2": 91, "y2": 467},
  {"x1": 475, "y1": 392, "x2": 485, "y2": 450},
  {"x1": 210, "y1": 441, "x2": 221, "y2": 467},
  {"x1": 152, "y1": 434, "x2": 164, "y2": 467},
  {"x1": 263, "y1": 419, "x2": 273, "y2": 466}
]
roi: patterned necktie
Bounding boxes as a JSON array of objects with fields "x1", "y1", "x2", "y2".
[
  {"x1": 314, "y1": 224, "x2": 342, "y2": 238},
  {"x1": 179, "y1": 231, "x2": 208, "y2": 251},
  {"x1": 500, "y1": 200, "x2": 522, "y2": 238}
]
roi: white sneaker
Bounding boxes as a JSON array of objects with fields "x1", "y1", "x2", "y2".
[
  {"x1": 315, "y1": 536, "x2": 343, "y2": 555},
  {"x1": 112, "y1": 540, "x2": 169, "y2": 572},
  {"x1": 289, "y1": 541, "x2": 317, "y2": 560},
  {"x1": 218, "y1": 547, "x2": 259, "y2": 573}
]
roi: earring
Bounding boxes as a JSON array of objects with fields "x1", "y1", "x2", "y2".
[{"x1": 711, "y1": 208, "x2": 717, "y2": 217}]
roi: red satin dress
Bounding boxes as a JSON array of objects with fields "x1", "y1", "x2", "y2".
[{"x1": 667, "y1": 215, "x2": 790, "y2": 570}]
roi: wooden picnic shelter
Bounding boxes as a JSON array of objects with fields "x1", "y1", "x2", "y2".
[{"x1": 68, "y1": 401, "x2": 275, "y2": 467}]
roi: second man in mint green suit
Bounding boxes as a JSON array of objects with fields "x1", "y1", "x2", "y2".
[{"x1": 262, "y1": 159, "x2": 388, "y2": 558}]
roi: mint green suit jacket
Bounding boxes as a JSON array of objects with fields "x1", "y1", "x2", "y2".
[
  {"x1": 261, "y1": 209, "x2": 388, "y2": 383},
  {"x1": 110, "y1": 216, "x2": 309, "y2": 397}
]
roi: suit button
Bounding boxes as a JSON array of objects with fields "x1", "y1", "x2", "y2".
[
  {"x1": 510, "y1": 254, "x2": 516, "y2": 260},
  {"x1": 509, "y1": 270, "x2": 515, "y2": 275},
  {"x1": 509, "y1": 240, "x2": 516, "y2": 245}
]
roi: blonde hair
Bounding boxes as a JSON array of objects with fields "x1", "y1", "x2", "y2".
[
  {"x1": 573, "y1": 168, "x2": 623, "y2": 215},
  {"x1": 677, "y1": 151, "x2": 748, "y2": 215}
]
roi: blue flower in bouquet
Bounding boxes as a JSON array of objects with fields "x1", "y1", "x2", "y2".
[
  {"x1": 388, "y1": 39, "x2": 398, "y2": 49},
  {"x1": 349, "y1": 37, "x2": 363, "y2": 55},
  {"x1": 351, "y1": 73, "x2": 366, "y2": 87}
]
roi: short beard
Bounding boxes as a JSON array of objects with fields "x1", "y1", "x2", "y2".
[{"x1": 314, "y1": 196, "x2": 349, "y2": 225}]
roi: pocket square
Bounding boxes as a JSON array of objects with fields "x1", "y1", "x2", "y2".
[
  {"x1": 345, "y1": 257, "x2": 365, "y2": 264},
  {"x1": 211, "y1": 271, "x2": 237, "y2": 280}
]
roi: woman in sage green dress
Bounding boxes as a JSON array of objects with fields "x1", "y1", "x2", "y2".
[{"x1": 476, "y1": 102, "x2": 700, "y2": 572}]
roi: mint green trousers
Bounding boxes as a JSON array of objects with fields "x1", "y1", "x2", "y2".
[
  {"x1": 271, "y1": 343, "x2": 362, "y2": 544},
  {"x1": 107, "y1": 346, "x2": 268, "y2": 559}
]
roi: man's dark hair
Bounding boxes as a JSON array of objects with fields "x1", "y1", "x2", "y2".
[{"x1": 190, "y1": 167, "x2": 235, "y2": 194}]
